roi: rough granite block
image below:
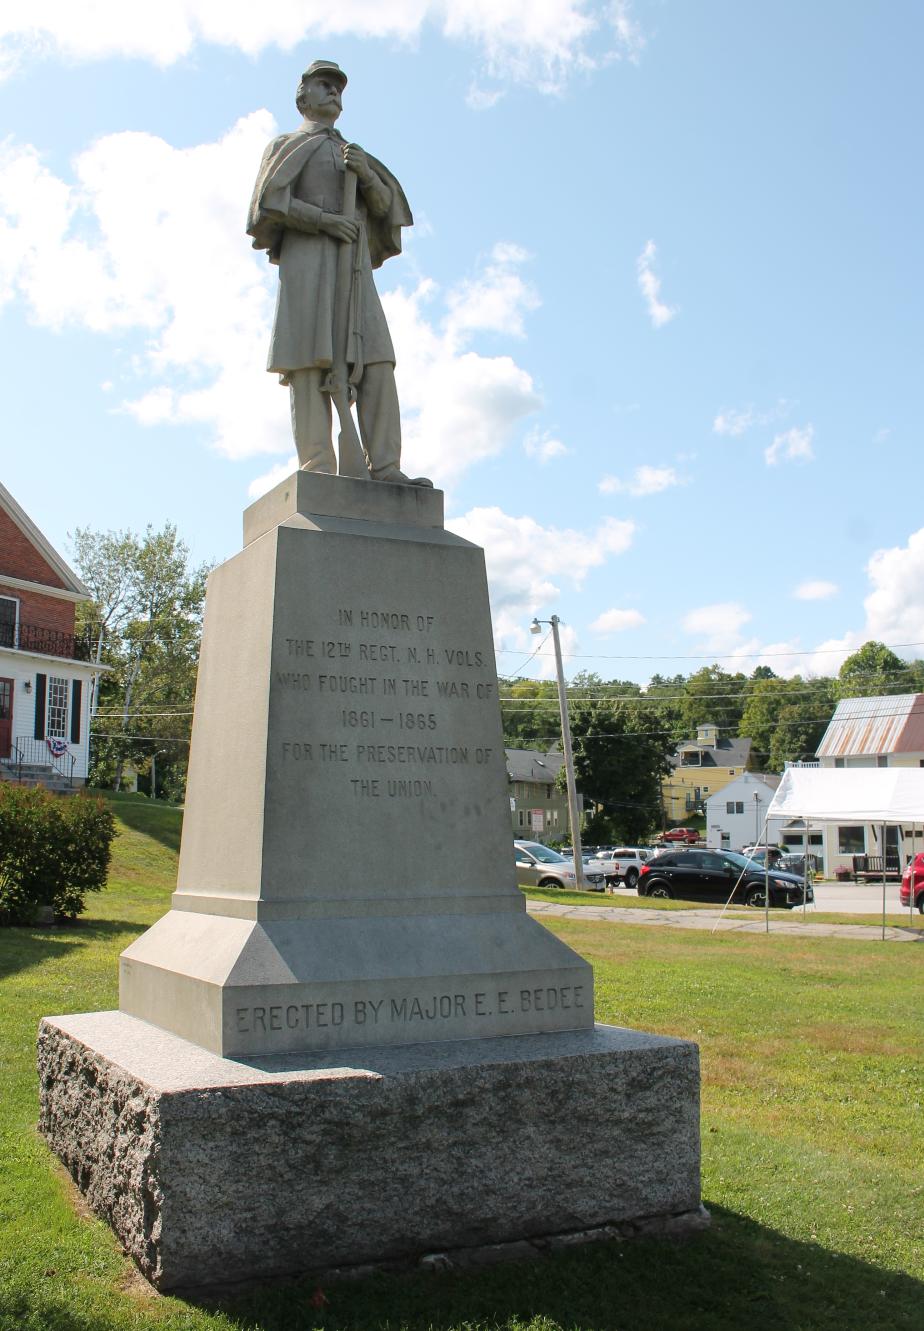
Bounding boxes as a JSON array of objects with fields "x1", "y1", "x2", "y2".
[{"x1": 38, "y1": 1012, "x2": 703, "y2": 1292}]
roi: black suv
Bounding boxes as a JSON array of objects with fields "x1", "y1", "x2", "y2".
[{"x1": 637, "y1": 849, "x2": 813, "y2": 909}]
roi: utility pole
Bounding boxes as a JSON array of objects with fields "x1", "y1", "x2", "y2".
[{"x1": 531, "y1": 616, "x2": 585, "y2": 889}]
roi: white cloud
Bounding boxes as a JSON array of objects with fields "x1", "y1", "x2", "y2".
[
  {"x1": 799, "y1": 634, "x2": 861, "y2": 677},
  {"x1": 466, "y1": 83, "x2": 506, "y2": 111},
  {"x1": 0, "y1": 124, "x2": 547, "y2": 489},
  {"x1": 794, "y1": 579, "x2": 838, "y2": 602},
  {"x1": 764, "y1": 424, "x2": 814, "y2": 466},
  {"x1": 248, "y1": 457, "x2": 298, "y2": 499},
  {"x1": 448, "y1": 506, "x2": 635, "y2": 662},
  {"x1": 0, "y1": 2, "x2": 644, "y2": 94},
  {"x1": 873, "y1": 426, "x2": 891, "y2": 445},
  {"x1": 636, "y1": 239, "x2": 676, "y2": 329},
  {"x1": 681, "y1": 602, "x2": 752, "y2": 654},
  {"x1": 679, "y1": 605, "x2": 817, "y2": 678},
  {"x1": 590, "y1": 608, "x2": 645, "y2": 633},
  {"x1": 523, "y1": 428, "x2": 568, "y2": 463},
  {"x1": 385, "y1": 256, "x2": 544, "y2": 485},
  {"x1": 712, "y1": 400, "x2": 790, "y2": 437},
  {"x1": 445, "y1": 242, "x2": 538, "y2": 340},
  {"x1": 0, "y1": 115, "x2": 291, "y2": 462},
  {"x1": 862, "y1": 527, "x2": 924, "y2": 650},
  {"x1": 598, "y1": 464, "x2": 682, "y2": 496}
]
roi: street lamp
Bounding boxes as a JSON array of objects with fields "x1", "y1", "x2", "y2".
[{"x1": 530, "y1": 614, "x2": 585, "y2": 889}]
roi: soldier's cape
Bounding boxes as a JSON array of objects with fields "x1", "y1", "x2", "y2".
[{"x1": 246, "y1": 128, "x2": 412, "y2": 268}]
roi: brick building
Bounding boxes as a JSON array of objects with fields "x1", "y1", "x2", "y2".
[{"x1": 0, "y1": 483, "x2": 102, "y2": 786}]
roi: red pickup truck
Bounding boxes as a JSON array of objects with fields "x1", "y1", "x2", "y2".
[
  {"x1": 900, "y1": 852, "x2": 924, "y2": 912},
  {"x1": 660, "y1": 827, "x2": 700, "y2": 844}
]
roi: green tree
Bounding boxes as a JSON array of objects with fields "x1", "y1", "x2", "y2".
[
  {"x1": 498, "y1": 677, "x2": 559, "y2": 747},
  {"x1": 768, "y1": 679, "x2": 837, "y2": 769},
  {"x1": 71, "y1": 524, "x2": 210, "y2": 797},
  {"x1": 739, "y1": 677, "x2": 791, "y2": 769},
  {"x1": 679, "y1": 665, "x2": 749, "y2": 737},
  {"x1": 642, "y1": 673, "x2": 687, "y2": 743},
  {"x1": 562, "y1": 697, "x2": 674, "y2": 843},
  {"x1": 837, "y1": 641, "x2": 909, "y2": 699}
]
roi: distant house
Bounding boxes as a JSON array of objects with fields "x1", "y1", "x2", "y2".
[
  {"x1": 662, "y1": 722, "x2": 753, "y2": 823},
  {"x1": 705, "y1": 772, "x2": 783, "y2": 851},
  {"x1": 806, "y1": 693, "x2": 924, "y2": 870},
  {"x1": 0, "y1": 483, "x2": 101, "y2": 789},
  {"x1": 506, "y1": 748, "x2": 569, "y2": 841}
]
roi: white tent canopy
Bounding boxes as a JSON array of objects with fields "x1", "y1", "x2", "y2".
[{"x1": 767, "y1": 767, "x2": 924, "y2": 824}]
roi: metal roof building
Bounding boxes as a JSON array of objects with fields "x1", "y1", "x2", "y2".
[{"x1": 816, "y1": 694, "x2": 924, "y2": 759}]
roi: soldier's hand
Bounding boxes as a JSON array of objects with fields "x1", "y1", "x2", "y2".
[
  {"x1": 319, "y1": 212, "x2": 359, "y2": 242},
  {"x1": 343, "y1": 143, "x2": 373, "y2": 185}
]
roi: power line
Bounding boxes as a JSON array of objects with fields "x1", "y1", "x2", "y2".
[{"x1": 495, "y1": 639, "x2": 924, "y2": 662}]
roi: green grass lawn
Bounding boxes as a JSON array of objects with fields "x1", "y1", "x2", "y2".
[{"x1": 1, "y1": 793, "x2": 922, "y2": 1330}]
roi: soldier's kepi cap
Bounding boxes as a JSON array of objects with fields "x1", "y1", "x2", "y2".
[{"x1": 301, "y1": 60, "x2": 347, "y2": 90}]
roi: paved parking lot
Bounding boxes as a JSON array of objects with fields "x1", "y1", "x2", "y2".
[
  {"x1": 527, "y1": 899, "x2": 922, "y2": 941},
  {"x1": 604, "y1": 878, "x2": 911, "y2": 915},
  {"x1": 527, "y1": 878, "x2": 924, "y2": 943},
  {"x1": 811, "y1": 879, "x2": 909, "y2": 914}
]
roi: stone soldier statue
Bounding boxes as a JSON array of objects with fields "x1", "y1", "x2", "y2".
[{"x1": 247, "y1": 60, "x2": 430, "y2": 485}]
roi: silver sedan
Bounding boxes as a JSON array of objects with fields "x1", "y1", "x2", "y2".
[{"x1": 513, "y1": 841, "x2": 606, "y2": 891}]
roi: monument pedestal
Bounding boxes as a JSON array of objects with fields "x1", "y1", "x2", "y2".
[
  {"x1": 119, "y1": 472, "x2": 594, "y2": 1056},
  {"x1": 39, "y1": 474, "x2": 705, "y2": 1289},
  {"x1": 39, "y1": 1013, "x2": 703, "y2": 1293}
]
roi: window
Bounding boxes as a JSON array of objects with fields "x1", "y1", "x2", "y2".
[
  {"x1": 728, "y1": 769, "x2": 735, "y2": 776},
  {"x1": 518, "y1": 811, "x2": 525, "y2": 827},
  {"x1": 837, "y1": 826, "x2": 865, "y2": 855},
  {"x1": 834, "y1": 758, "x2": 845, "y2": 769},
  {"x1": 0, "y1": 596, "x2": 17, "y2": 649},
  {"x1": 46, "y1": 676, "x2": 69, "y2": 739},
  {"x1": 877, "y1": 755, "x2": 888, "y2": 768},
  {"x1": 726, "y1": 801, "x2": 735, "y2": 815}
]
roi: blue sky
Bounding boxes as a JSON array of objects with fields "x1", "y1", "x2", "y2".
[{"x1": 2, "y1": 2, "x2": 922, "y2": 685}]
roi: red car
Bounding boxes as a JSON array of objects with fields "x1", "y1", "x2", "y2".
[
  {"x1": 661, "y1": 827, "x2": 700, "y2": 844},
  {"x1": 900, "y1": 852, "x2": 924, "y2": 913}
]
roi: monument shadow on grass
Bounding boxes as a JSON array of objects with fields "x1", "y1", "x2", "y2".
[{"x1": 196, "y1": 1206, "x2": 923, "y2": 1331}]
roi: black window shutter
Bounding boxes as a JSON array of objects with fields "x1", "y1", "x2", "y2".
[
  {"x1": 71, "y1": 680, "x2": 82, "y2": 744},
  {"x1": 34, "y1": 673, "x2": 47, "y2": 739}
]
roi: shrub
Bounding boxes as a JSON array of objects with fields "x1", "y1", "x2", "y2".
[{"x1": 0, "y1": 785, "x2": 116, "y2": 925}]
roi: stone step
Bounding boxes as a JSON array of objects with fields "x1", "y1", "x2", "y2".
[{"x1": 0, "y1": 770, "x2": 77, "y2": 794}]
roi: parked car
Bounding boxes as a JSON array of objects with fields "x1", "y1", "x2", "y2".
[
  {"x1": 741, "y1": 846, "x2": 784, "y2": 868},
  {"x1": 900, "y1": 852, "x2": 924, "y2": 912},
  {"x1": 587, "y1": 846, "x2": 654, "y2": 890},
  {"x1": 637, "y1": 848, "x2": 814, "y2": 909},
  {"x1": 513, "y1": 841, "x2": 607, "y2": 891},
  {"x1": 777, "y1": 852, "x2": 821, "y2": 879},
  {"x1": 660, "y1": 827, "x2": 700, "y2": 844}
]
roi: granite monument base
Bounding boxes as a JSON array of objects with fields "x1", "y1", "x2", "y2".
[{"x1": 38, "y1": 1013, "x2": 704, "y2": 1293}]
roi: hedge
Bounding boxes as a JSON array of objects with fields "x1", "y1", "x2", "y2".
[{"x1": 0, "y1": 784, "x2": 116, "y2": 925}]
